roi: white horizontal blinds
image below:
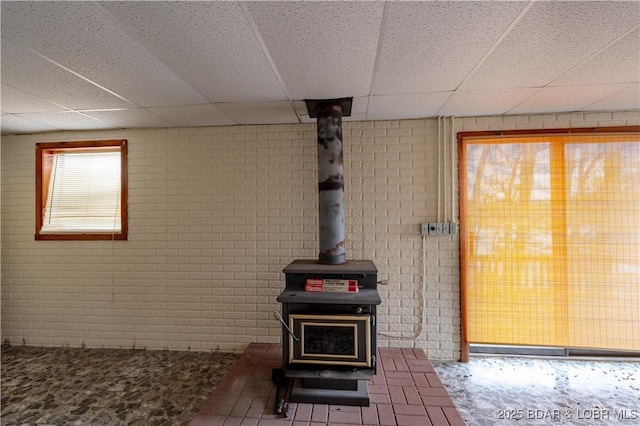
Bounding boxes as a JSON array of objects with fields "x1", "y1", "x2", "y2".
[{"x1": 41, "y1": 150, "x2": 121, "y2": 234}]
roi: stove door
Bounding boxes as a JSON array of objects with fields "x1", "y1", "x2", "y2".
[{"x1": 288, "y1": 314, "x2": 372, "y2": 367}]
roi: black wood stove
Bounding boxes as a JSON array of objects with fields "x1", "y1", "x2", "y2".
[
  {"x1": 273, "y1": 98, "x2": 381, "y2": 408},
  {"x1": 277, "y1": 259, "x2": 380, "y2": 406}
]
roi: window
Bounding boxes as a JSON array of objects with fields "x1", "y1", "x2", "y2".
[
  {"x1": 35, "y1": 140, "x2": 127, "y2": 240},
  {"x1": 459, "y1": 127, "x2": 640, "y2": 354}
]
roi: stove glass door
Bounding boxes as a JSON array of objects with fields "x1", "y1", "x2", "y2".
[{"x1": 288, "y1": 314, "x2": 371, "y2": 367}]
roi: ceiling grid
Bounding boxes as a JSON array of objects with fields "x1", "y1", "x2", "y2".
[{"x1": 1, "y1": 0, "x2": 638, "y2": 134}]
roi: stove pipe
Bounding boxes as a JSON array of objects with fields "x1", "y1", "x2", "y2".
[{"x1": 305, "y1": 98, "x2": 353, "y2": 265}]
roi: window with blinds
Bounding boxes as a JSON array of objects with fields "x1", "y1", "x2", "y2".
[
  {"x1": 459, "y1": 128, "x2": 639, "y2": 352},
  {"x1": 36, "y1": 140, "x2": 128, "y2": 240}
]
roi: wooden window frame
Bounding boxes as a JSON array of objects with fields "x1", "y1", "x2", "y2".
[{"x1": 35, "y1": 139, "x2": 128, "y2": 241}]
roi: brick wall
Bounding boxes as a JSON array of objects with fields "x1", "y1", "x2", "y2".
[{"x1": 1, "y1": 111, "x2": 638, "y2": 360}]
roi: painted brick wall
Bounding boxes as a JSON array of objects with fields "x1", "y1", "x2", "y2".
[{"x1": 1, "y1": 111, "x2": 638, "y2": 360}]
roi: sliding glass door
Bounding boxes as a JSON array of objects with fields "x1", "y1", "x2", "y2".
[{"x1": 460, "y1": 129, "x2": 639, "y2": 352}]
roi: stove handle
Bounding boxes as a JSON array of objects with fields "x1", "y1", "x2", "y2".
[{"x1": 273, "y1": 311, "x2": 300, "y2": 342}]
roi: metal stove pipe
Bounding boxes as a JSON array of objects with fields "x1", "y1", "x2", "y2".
[{"x1": 305, "y1": 98, "x2": 353, "y2": 265}]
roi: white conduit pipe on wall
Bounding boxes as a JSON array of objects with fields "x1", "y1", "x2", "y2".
[
  {"x1": 381, "y1": 115, "x2": 457, "y2": 342},
  {"x1": 443, "y1": 116, "x2": 448, "y2": 222},
  {"x1": 450, "y1": 116, "x2": 456, "y2": 223},
  {"x1": 437, "y1": 116, "x2": 442, "y2": 222}
]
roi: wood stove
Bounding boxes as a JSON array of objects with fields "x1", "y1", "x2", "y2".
[
  {"x1": 273, "y1": 98, "x2": 381, "y2": 408},
  {"x1": 277, "y1": 259, "x2": 381, "y2": 406}
]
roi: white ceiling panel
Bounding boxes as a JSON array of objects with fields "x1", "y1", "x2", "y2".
[
  {"x1": 246, "y1": 1, "x2": 384, "y2": 99},
  {"x1": 1, "y1": 113, "x2": 61, "y2": 134},
  {"x1": 509, "y1": 84, "x2": 631, "y2": 115},
  {"x1": 216, "y1": 101, "x2": 298, "y2": 125},
  {"x1": 147, "y1": 104, "x2": 235, "y2": 128},
  {"x1": 1, "y1": 1, "x2": 638, "y2": 135},
  {"x1": 372, "y1": 1, "x2": 527, "y2": 95},
  {"x1": 439, "y1": 88, "x2": 540, "y2": 117},
  {"x1": 81, "y1": 109, "x2": 174, "y2": 129},
  {"x1": 98, "y1": 1, "x2": 287, "y2": 103},
  {"x1": 1, "y1": 1, "x2": 208, "y2": 107},
  {"x1": 462, "y1": 1, "x2": 640, "y2": 90},
  {"x1": 580, "y1": 83, "x2": 640, "y2": 111},
  {"x1": 1, "y1": 84, "x2": 69, "y2": 114},
  {"x1": 1, "y1": 39, "x2": 135, "y2": 110},
  {"x1": 367, "y1": 92, "x2": 452, "y2": 121},
  {"x1": 552, "y1": 27, "x2": 640, "y2": 87},
  {"x1": 14, "y1": 111, "x2": 116, "y2": 131}
]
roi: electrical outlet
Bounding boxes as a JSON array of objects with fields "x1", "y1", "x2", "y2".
[
  {"x1": 428, "y1": 222, "x2": 437, "y2": 235},
  {"x1": 436, "y1": 222, "x2": 443, "y2": 235},
  {"x1": 421, "y1": 223, "x2": 429, "y2": 236},
  {"x1": 450, "y1": 222, "x2": 458, "y2": 235},
  {"x1": 442, "y1": 222, "x2": 450, "y2": 234}
]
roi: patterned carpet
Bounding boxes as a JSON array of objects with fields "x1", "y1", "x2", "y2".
[{"x1": 1, "y1": 345, "x2": 238, "y2": 426}]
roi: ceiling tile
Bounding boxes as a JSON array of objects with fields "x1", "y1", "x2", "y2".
[
  {"x1": 80, "y1": 109, "x2": 174, "y2": 129},
  {"x1": 509, "y1": 84, "x2": 631, "y2": 115},
  {"x1": 216, "y1": 101, "x2": 298, "y2": 125},
  {"x1": 1, "y1": 84, "x2": 70, "y2": 114},
  {"x1": 13, "y1": 111, "x2": 117, "y2": 131},
  {"x1": 147, "y1": 104, "x2": 235, "y2": 127},
  {"x1": 372, "y1": 1, "x2": 527, "y2": 95},
  {"x1": 98, "y1": 1, "x2": 287, "y2": 103},
  {"x1": 1, "y1": 114, "x2": 61, "y2": 134},
  {"x1": 439, "y1": 88, "x2": 539, "y2": 117},
  {"x1": 1, "y1": 1, "x2": 208, "y2": 107},
  {"x1": 1, "y1": 39, "x2": 135, "y2": 110},
  {"x1": 552, "y1": 27, "x2": 640, "y2": 87},
  {"x1": 462, "y1": 1, "x2": 640, "y2": 90},
  {"x1": 580, "y1": 83, "x2": 640, "y2": 111},
  {"x1": 246, "y1": 1, "x2": 384, "y2": 99},
  {"x1": 367, "y1": 92, "x2": 452, "y2": 121}
]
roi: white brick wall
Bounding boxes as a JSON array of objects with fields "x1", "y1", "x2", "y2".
[{"x1": 1, "y1": 111, "x2": 638, "y2": 360}]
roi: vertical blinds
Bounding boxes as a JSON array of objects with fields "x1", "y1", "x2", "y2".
[
  {"x1": 462, "y1": 133, "x2": 639, "y2": 351},
  {"x1": 41, "y1": 151, "x2": 122, "y2": 234}
]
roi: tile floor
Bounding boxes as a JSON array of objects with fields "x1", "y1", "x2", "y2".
[
  {"x1": 3, "y1": 343, "x2": 637, "y2": 425},
  {"x1": 434, "y1": 355, "x2": 640, "y2": 426},
  {"x1": 1, "y1": 345, "x2": 238, "y2": 425},
  {"x1": 189, "y1": 343, "x2": 465, "y2": 426}
]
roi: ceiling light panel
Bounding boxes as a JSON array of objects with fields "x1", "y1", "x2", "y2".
[
  {"x1": 1, "y1": 1, "x2": 208, "y2": 107},
  {"x1": 372, "y1": 1, "x2": 527, "y2": 95},
  {"x1": 462, "y1": 1, "x2": 640, "y2": 90},
  {"x1": 98, "y1": 1, "x2": 287, "y2": 103},
  {"x1": 246, "y1": 1, "x2": 384, "y2": 99}
]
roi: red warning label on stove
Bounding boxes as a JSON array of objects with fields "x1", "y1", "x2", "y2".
[{"x1": 305, "y1": 278, "x2": 359, "y2": 293}]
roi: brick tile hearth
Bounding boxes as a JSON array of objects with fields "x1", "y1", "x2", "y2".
[{"x1": 189, "y1": 343, "x2": 465, "y2": 426}]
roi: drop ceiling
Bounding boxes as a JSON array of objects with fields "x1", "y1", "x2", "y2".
[{"x1": 1, "y1": 1, "x2": 638, "y2": 135}]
